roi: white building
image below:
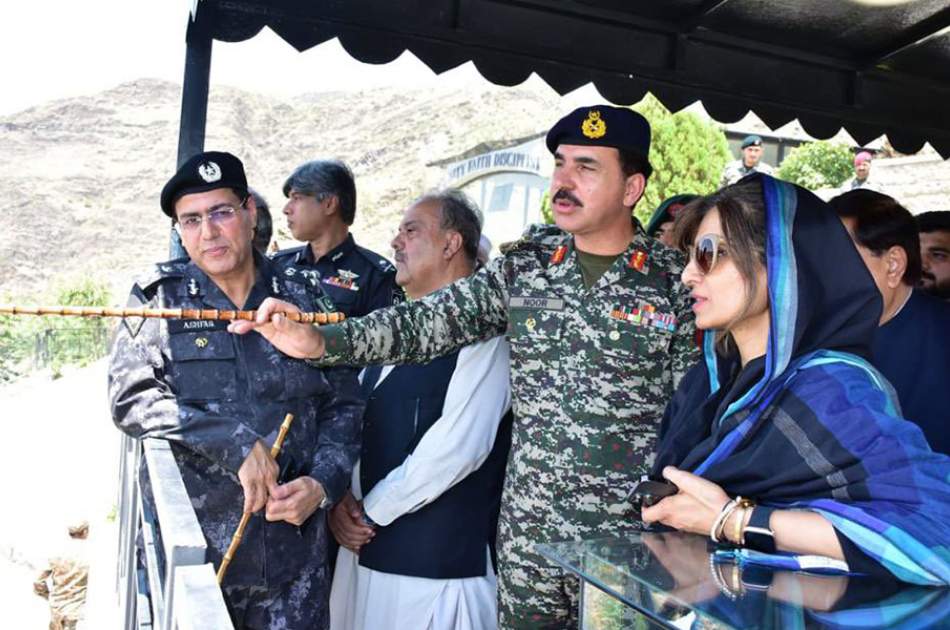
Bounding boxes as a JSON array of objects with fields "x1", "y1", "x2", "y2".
[{"x1": 433, "y1": 133, "x2": 552, "y2": 252}]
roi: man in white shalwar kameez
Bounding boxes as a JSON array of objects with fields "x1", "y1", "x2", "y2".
[{"x1": 329, "y1": 190, "x2": 512, "y2": 630}]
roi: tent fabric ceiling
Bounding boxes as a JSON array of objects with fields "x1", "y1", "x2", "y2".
[{"x1": 189, "y1": 0, "x2": 950, "y2": 157}]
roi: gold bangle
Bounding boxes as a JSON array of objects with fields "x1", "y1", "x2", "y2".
[{"x1": 732, "y1": 500, "x2": 754, "y2": 545}]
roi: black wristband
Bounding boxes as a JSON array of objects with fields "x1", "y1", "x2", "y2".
[{"x1": 744, "y1": 505, "x2": 777, "y2": 553}]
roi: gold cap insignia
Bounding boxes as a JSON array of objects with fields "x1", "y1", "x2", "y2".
[
  {"x1": 195, "y1": 337, "x2": 208, "y2": 348},
  {"x1": 581, "y1": 110, "x2": 607, "y2": 139}
]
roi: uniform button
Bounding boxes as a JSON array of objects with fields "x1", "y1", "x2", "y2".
[{"x1": 609, "y1": 330, "x2": 620, "y2": 341}]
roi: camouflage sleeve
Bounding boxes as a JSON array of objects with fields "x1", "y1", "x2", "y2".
[
  {"x1": 317, "y1": 255, "x2": 510, "y2": 366},
  {"x1": 107, "y1": 286, "x2": 263, "y2": 473},
  {"x1": 668, "y1": 273, "x2": 701, "y2": 389},
  {"x1": 307, "y1": 366, "x2": 364, "y2": 506}
]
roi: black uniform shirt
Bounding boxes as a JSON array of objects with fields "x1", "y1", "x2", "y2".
[{"x1": 272, "y1": 234, "x2": 399, "y2": 318}]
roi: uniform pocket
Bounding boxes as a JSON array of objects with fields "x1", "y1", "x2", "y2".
[{"x1": 167, "y1": 331, "x2": 238, "y2": 401}]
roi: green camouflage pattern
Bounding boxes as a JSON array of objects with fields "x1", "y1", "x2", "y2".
[{"x1": 317, "y1": 221, "x2": 699, "y2": 628}]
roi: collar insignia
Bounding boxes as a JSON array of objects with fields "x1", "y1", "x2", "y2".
[
  {"x1": 284, "y1": 267, "x2": 297, "y2": 276},
  {"x1": 271, "y1": 276, "x2": 281, "y2": 295},
  {"x1": 331, "y1": 252, "x2": 344, "y2": 262},
  {"x1": 628, "y1": 250, "x2": 648, "y2": 272},
  {"x1": 187, "y1": 278, "x2": 200, "y2": 296},
  {"x1": 549, "y1": 245, "x2": 568, "y2": 265},
  {"x1": 581, "y1": 110, "x2": 607, "y2": 139}
]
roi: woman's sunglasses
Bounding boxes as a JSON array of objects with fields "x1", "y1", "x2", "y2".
[{"x1": 690, "y1": 233, "x2": 728, "y2": 275}]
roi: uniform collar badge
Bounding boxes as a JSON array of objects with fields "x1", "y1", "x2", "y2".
[
  {"x1": 582, "y1": 110, "x2": 607, "y2": 139},
  {"x1": 549, "y1": 244, "x2": 568, "y2": 265},
  {"x1": 187, "y1": 277, "x2": 200, "y2": 296},
  {"x1": 271, "y1": 276, "x2": 281, "y2": 295},
  {"x1": 284, "y1": 267, "x2": 297, "y2": 276},
  {"x1": 331, "y1": 251, "x2": 344, "y2": 262},
  {"x1": 628, "y1": 250, "x2": 648, "y2": 271}
]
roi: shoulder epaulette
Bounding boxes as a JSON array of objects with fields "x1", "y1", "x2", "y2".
[
  {"x1": 133, "y1": 258, "x2": 187, "y2": 298},
  {"x1": 502, "y1": 222, "x2": 568, "y2": 255},
  {"x1": 270, "y1": 245, "x2": 308, "y2": 261},
  {"x1": 355, "y1": 245, "x2": 396, "y2": 274}
]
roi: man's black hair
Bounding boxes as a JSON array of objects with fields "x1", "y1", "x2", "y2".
[
  {"x1": 917, "y1": 210, "x2": 950, "y2": 234},
  {"x1": 830, "y1": 189, "x2": 922, "y2": 286}
]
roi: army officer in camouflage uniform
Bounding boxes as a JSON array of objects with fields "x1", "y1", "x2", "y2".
[
  {"x1": 231, "y1": 107, "x2": 699, "y2": 628},
  {"x1": 109, "y1": 152, "x2": 364, "y2": 629}
]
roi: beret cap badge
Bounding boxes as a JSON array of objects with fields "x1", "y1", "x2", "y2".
[
  {"x1": 581, "y1": 110, "x2": 607, "y2": 139},
  {"x1": 197, "y1": 161, "x2": 222, "y2": 183}
]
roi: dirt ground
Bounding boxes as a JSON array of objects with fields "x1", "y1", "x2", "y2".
[{"x1": 0, "y1": 360, "x2": 119, "y2": 628}]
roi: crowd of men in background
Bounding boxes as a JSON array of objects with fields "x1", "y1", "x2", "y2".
[{"x1": 108, "y1": 109, "x2": 949, "y2": 630}]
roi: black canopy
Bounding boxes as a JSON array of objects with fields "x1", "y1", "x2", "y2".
[{"x1": 179, "y1": 0, "x2": 950, "y2": 161}]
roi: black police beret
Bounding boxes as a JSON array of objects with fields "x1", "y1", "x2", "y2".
[
  {"x1": 741, "y1": 135, "x2": 763, "y2": 149},
  {"x1": 160, "y1": 151, "x2": 248, "y2": 217},
  {"x1": 545, "y1": 105, "x2": 651, "y2": 158}
]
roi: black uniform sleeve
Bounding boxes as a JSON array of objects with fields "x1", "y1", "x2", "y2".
[
  {"x1": 306, "y1": 366, "x2": 364, "y2": 506},
  {"x1": 107, "y1": 285, "x2": 264, "y2": 474}
]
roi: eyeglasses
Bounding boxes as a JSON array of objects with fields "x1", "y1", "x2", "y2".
[
  {"x1": 175, "y1": 205, "x2": 241, "y2": 234},
  {"x1": 690, "y1": 233, "x2": 729, "y2": 275}
]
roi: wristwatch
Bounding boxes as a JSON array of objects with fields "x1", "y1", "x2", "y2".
[{"x1": 744, "y1": 505, "x2": 776, "y2": 553}]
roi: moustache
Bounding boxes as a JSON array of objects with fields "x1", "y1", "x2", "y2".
[
  {"x1": 553, "y1": 189, "x2": 583, "y2": 207},
  {"x1": 919, "y1": 272, "x2": 936, "y2": 284}
]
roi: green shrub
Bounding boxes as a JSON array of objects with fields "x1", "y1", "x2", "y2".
[
  {"x1": 0, "y1": 277, "x2": 113, "y2": 383},
  {"x1": 776, "y1": 141, "x2": 853, "y2": 190}
]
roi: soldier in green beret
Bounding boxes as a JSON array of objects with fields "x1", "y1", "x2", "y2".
[{"x1": 232, "y1": 106, "x2": 699, "y2": 628}]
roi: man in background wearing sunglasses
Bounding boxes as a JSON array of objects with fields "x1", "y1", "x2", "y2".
[
  {"x1": 108, "y1": 151, "x2": 364, "y2": 629},
  {"x1": 231, "y1": 107, "x2": 700, "y2": 627}
]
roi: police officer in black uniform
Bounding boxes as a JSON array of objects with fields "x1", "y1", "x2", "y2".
[
  {"x1": 108, "y1": 151, "x2": 364, "y2": 629},
  {"x1": 272, "y1": 159, "x2": 399, "y2": 317}
]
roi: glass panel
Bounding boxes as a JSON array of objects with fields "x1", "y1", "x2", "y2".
[{"x1": 538, "y1": 533, "x2": 948, "y2": 630}]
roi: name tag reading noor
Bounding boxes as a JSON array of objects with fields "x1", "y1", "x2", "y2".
[{"x1": 509, "y1": 296, "x2": 565, "y2": 311}]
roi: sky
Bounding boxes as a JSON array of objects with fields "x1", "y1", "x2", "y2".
[{"x1": 0, "y1": 1, "x2": 493, "y2": 116}]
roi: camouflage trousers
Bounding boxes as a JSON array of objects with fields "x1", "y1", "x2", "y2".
[{"x1": 223, "y1": 563, "x2": 329, "y2": 630}]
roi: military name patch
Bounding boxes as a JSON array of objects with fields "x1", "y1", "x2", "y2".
[
  {"x1": 609, "y1": 303, "x2": 677, "y2": 332},
  {"x1": 509, "y1": 296, "x2": 565, "y2": 311},
  {"x1": 167, "y1": 319, "x2": 229, "y2": 334}
]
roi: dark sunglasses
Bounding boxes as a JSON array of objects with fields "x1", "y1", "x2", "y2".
[{"x1": 690, "y1": 233, "x2": 728, "y2": 275}]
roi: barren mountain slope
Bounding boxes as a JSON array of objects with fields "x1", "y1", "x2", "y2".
[{"x1": 0, "y1": 79, "x2": 560, "y2": 299}]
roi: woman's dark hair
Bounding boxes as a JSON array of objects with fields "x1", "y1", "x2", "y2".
[
  {"x1": 829, "y1": 189, "x2": 922, "y2": 286},
  {"x1": 673, "y1": 178, "x2": 767, "y2": 353}
]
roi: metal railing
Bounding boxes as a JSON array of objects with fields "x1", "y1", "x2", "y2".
[{"x1": 116, "y1": 435, "x2": 233, "y2": 629}]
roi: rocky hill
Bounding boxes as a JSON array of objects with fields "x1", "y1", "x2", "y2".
[{"x1": 0, "y1": 78, "x2": 562, "y2": 300}]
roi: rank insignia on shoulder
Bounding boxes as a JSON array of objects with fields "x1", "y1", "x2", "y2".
[
  {"x1": 628, "y1": 250, "x2": 649, "y2": 272},
  {"x1": 549, "y1": 245, "x2": 568, "y2": 265}
]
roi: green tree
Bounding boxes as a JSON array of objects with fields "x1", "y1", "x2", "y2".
[
  {"x1": 776, "y1": 141, "x2": 853, "y2": 190},
  {"x1": 632, "y1": 94, "x2": 731, "y2": 225}
]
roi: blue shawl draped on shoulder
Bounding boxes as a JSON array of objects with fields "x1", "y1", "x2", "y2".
[{"x1": 653, "y1": 174, "x2": 950, "y2": 586}]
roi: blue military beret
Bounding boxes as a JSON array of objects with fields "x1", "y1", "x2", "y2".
[
  {"x1": 160, "y1": 151, "x2": 248, "y2": 217},
  {"x1": 741, "y1": 135, "x2": 763, "y2": 149},
  {"x1": 545, "y1": 105, "x2": 651, "y2": 157}
]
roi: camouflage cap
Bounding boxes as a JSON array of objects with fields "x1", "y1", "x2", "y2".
[
  {"x1": 545, "y1": 105, "x2": 650, "y2": 158},
  {"x1": 160, "y1": 151, "x2": 248, "y2": 217}
]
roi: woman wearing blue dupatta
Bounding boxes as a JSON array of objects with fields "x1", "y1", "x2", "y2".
[{"x1": 641, "y1": 174, "x2": 950, "y2": 586}]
